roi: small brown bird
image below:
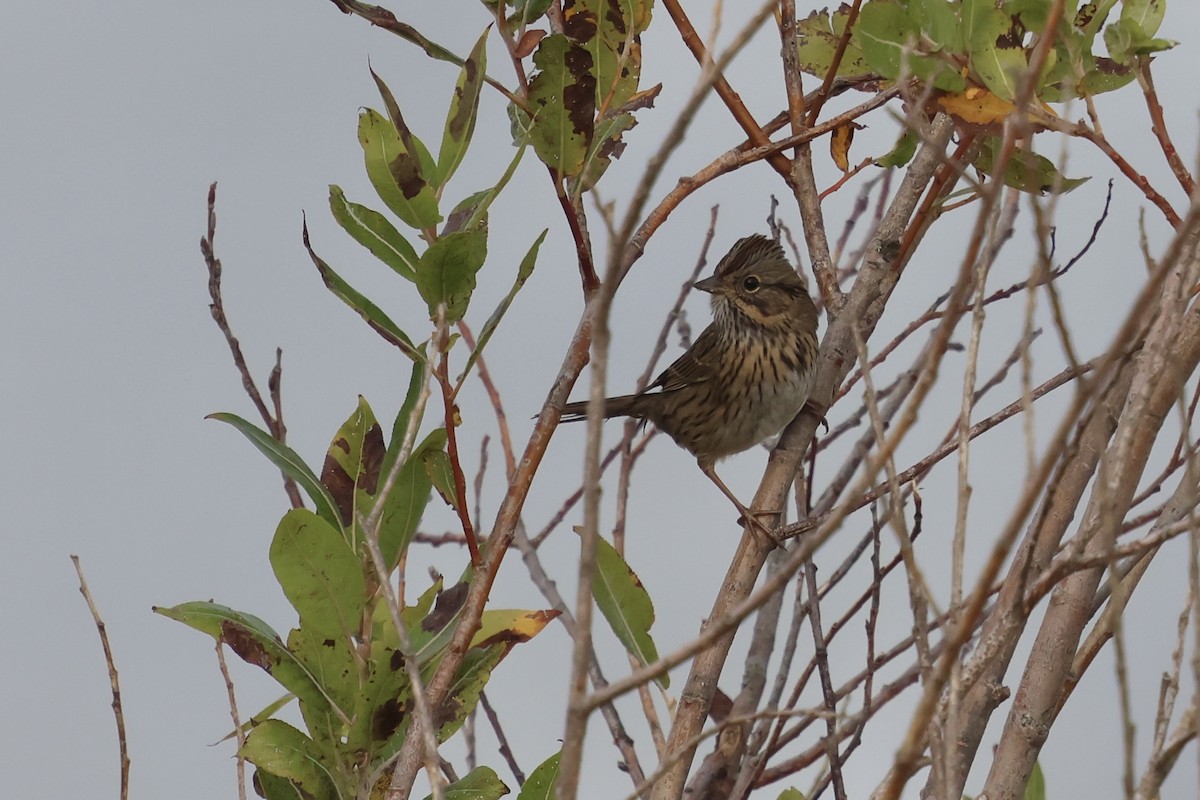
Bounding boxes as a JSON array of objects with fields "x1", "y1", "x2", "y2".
[{"x1": 560, "y1": 234, "x2": 820, "y2": 529}]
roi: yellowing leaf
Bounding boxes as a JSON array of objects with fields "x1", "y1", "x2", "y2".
[
  {"x1": 935, "y1": 87, "x2": 1059, "y2": 132},
  {"x1": 830, "y1": 120, "x2": 862, "y2": 172},
  {"x1": 936, "y1": 86, "x2": 1016, "y2": 127},
  {"x1": 471, "y1": 609, "x2": 560, "y2": 649}
]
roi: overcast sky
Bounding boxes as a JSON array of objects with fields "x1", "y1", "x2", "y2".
[{"x1": 4, "y1": 3, "x2": 1200, "y2": 798}]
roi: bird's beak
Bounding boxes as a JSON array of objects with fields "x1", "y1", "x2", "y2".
[{"x1": 692, "y1": 276, "x2": 721, "y2": 294}]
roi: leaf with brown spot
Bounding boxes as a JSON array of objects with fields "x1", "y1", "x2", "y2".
[
  {"x1": 523, "y1": 33, "x2": 593, "y2": 176},
  {"x1": 421, "y1": 581, "x2": 470, "y2": 633},
  {"x1": 320, "y1": 396, "x2": 386, "y2": 527},
  {"x1": 568, "y1": 0, "x2": 652, "y2": 114},
  {"x1": 471, "y1": 608, "x2": 560, "y2": 650},
  {"x1": 221, "y1": 620, "x2": 272, "y2": 670},
  {"x1": 358, "y1": 107, "x2": 441, "y2": 230},
  {"x1": 154, "y1": 602, "x2": 337, "y2": 714},
  {"x1": 436, "y1": 29, "x2": 489, "y2": 188},
  {"x1": 796, "y1": 4, "x2": 874, "y2": 80}
]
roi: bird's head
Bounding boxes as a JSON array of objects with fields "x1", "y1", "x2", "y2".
[{"x1": 694, "y1": 234, "x2": 813, "y2": 330}]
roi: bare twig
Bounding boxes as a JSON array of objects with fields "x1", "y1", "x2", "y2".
[
  {"x1": 478, "y1": 691, "x2": 526, "y2": 786},
  {"x1": 201, "y1": 183, "x2": 303, "y2": 508},
  {"x1": 214, "y1": 639, "x2": 248, "y2": 800},
  {"x1": 71, "y1": 555, "x2": 130, "y2": 800}
]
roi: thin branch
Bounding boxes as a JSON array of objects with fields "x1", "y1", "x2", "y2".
[
  {"x1": 71, "y1": 555, "x2": 130, "y2": 800},
  {"x1": 478, "y1": 691, "x2": 526, "y2": 786},
  {"x1": 1136, "y1": 58, "x2": 1195, "y2": 197},
  {"x1": 201, "y1": 183, "x2": 303, "y2": 509},
  {"x1": 658, "y1": 0, "x2": 792, "y2": 180},
  {"x1": 214, "y1": 639, "x2": 248, "y2": 800}
]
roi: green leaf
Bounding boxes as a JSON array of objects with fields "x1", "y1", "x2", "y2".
[
  {"x1": 437, "y1": 29, "x2": 489, "y2": 187},
  {"x1": 1040, "y1": 34, "x2": 1136, "y2": 101},
  {"x1": 777, "y1": 790, "x2": 806, "y2": 800},
  {"x1": 856, "y1": 2, "x2": 964, "y2": 90},
  {"x1": 153, "y1": 602, "x2": 338, "y2": 714},
  {"x1": 207, "y1": 412, "x2": 342, "y2": 530},
  {"x1": 358, "y1": 107, "x2": 441, "y2": 230},
  {"x1": 796, "y1": 5, "x2": 873, "y2": 80},
  {"x1": 517, "y1": 752, "x2": 561, "y2": 800},
  {"x1": 1121, "y1": 0, "x2": 1165, "y2": 38},
  {"x1": 328, "y1": 185, "x2": 419, "y2": 281},
  {"x1": 436, "y1": 643, "x2": 506, "y2": 742},
  {"x1": 1103, "y1": 17, "x2": 1176, "y2": 66},
  {"x1": 963, "y1": 0, "x2": 1026, "y2": 101},
  {"x1": 523, "y1": 34, "x2": 593, "y2": 176},
  {"x1": 255, "y1": 770, "x2": 308, "y2": 800},
  {"x1": 382, "y1": 356, "x2": 428, "y2": 482},
  {"x1": 509, "y1": 0, "x2": 554, "y2": 25},
  {"x1": 974, "y1": 138, "x2": 1090, "y2": 195},
  {"x1": 579, "y1": 111, "x2": 637, "y2": 192},
  {"x1": 914, "y1": 0, "x2": 962, "y2": 51},
  {"x1": 1024, "y1": 761, "x2": 1046, "y2": 800},
  {"x1": 415, "y1": 228, "x2": 488, "y2": 322},
  {"x1": 302, "y1": 221, "x2": 422, "y2": 360},
  {"x1": 430, "y1": 766, "x2": 510, "y2": 800},
  {"x1": 270, "y1": 509, "x2": 367, "y2": 639},
  {"x1": 457, "y1": 229, "x2": 545, "y2": 384},
  {"x1": 876, "y1": 129, "x2": 917, "y2": 168},
  {"x1": 1005, "y1": 0, "x2": 1051, "y2": 33},
  {"x1": 320, "y1": 397, "x2": 385, "y2": 534},
  {"x1": 856, "y1": 2, "x2": 915, "y2": 78},
  {"x1": 241, "y1": 720, "x2": 337, "y2": 800},
  {"x1": 287, "y1": 626, "x2": 357, "y2": 730},
  {"x1": 590, "y1": 534, "x2": 667, "y2": 688},
  {"x1": 217, "y1": 693, "x2": 295, "y2": 744},
  {"x1": 422, "y1": 448, "x2": 462, "y2": 512},
  {"x1": 377, "y1": 428, "x2": 448, "y2": 569}
]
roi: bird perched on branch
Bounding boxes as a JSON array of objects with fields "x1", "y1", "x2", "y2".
[{"x1": 560, "y1": 233, "x2": 820, "y2": 533}]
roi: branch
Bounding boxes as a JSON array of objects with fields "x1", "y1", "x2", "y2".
[
  {"x1": 658, "y1": 0, "x2": 793, "y2": 180},
  {"x1": 978, "y1": 210, "x2": 1200, "y2": 800},
  {"x1": 201, "y1": 183, "x2": 303, "y2": 509},
  {"x1": 71, "y1": 556, "x2": 130, "y2": 800}
]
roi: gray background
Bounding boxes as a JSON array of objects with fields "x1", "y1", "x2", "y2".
[{"x1": 4, "y1": 2, "x2": 1198, "y2": 798}]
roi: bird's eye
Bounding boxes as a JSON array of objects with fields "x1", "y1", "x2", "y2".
[{"x1": 742, "y1": 275, "x2": 760, "y2": 292}]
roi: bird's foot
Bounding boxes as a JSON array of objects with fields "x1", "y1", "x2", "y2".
[
  {"x1": 803, "y1": 398, "x2": 830, "y2": 433},
  {"x1": 735, "y1": 506, "x2": 786, "y2": 547}
]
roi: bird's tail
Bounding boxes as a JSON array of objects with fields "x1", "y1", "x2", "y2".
[{"x1": 559, "y1": 394, "x2": 641, "y2": 422}]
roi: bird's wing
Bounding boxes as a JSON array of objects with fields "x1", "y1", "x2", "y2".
[{"x1": 645, "y1": 324, "x2": 722, "y2": 394}]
